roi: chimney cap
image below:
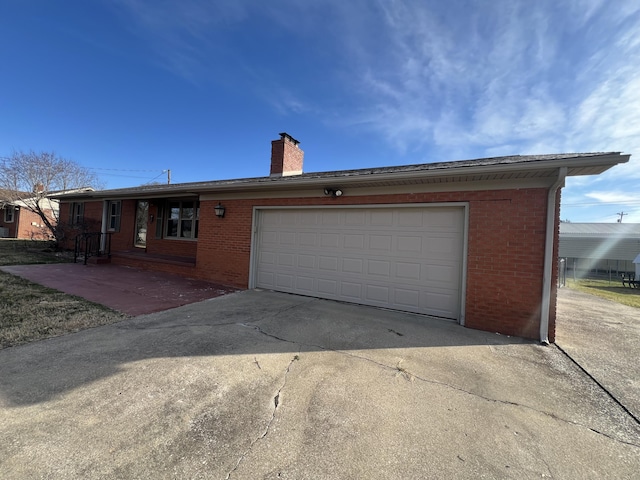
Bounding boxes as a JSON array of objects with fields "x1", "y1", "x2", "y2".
[{"x1": 278, "y1": 132, "x2": 300, "y2": 146}]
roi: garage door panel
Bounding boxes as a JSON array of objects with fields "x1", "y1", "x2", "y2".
[
  {"x1": 318, "y1": 279, "x2": 338, "y2": 295},
  {"x1": 296, "y1": 276, "x2": 315, "y2": 293},
  {"x1": 344, "y1": 234, "x2": 365, "y2": 249},
  {"x1": 397, "y1": 236, "x2": 422, "y2": 253},
  {"x1": 320, "y1": 233, "x2": 339, "y2": 247},
  {"x1": 398, "y1": 210, "x2": 424, "y2": 227},
  {"x1": 319, "y1": 256, "x2": 338, "y2": 271},
  {"x1": 299, "y1": 232, "x2": 317, "y2": 246},
  {"x1": 259, "y1": 251, "x2": 277, "y2": 266},
  {"x1": 345, "y1": 211, "x2": 366, "y2": 225},
  {"x1": 370, "y1": 210, "x2": 394, "y2": 226},
  {"x1": 369, "y1": 235, "x2": 392, "y2": 250},
  {"x1": 341, "y1": 282, "x2": 363, "y2": 299},
  {"x1": 255, "y1": 207, "x2": 464, "y2": 319},
  {"x1": 394, "y1": 288, "x2": 421, "y2": 308},
  {"x1": 396, "y1": 262, "x2": 421, "y2": 280},
  {"x1": 368, "y1": 260, "x2": 391, "y2": 277},
  {"x1": 343, "y1": 257, "x2": 364, "y2": 274},
  {"x1": 298, "y1": 254, "x2": 316, "y2": 269},
  {"x1": 366, "y1": 284, "x2": 389, "y2": 302}
]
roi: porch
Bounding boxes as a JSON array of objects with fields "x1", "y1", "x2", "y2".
[
  {"x1": 1, "y1": 262, "x2": 237, "y2": 316},
  {"x1": 110, "y1": 249, "x2": 197, "y2": 277}
]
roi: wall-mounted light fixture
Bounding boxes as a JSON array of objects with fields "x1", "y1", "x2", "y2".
[
  {"x1": 214, "y1": 203, "x2": 226, "y2": 218},
  {"x1": 149, "y1": 214, "x2": 155, "y2": 223},
  {"x1": 323, "y1": 188, "x2": 343, "y2": 198}
]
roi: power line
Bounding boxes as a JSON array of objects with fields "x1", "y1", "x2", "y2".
[{"x1": 87, "y1": 167, "x2": 165, "y2": 173}]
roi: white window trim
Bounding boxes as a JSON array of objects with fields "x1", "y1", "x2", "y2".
[
  {"x1": 4, "y1": 206, "x2": 15, "y2": 223},
  {"x1": 107, "y1": 200, "x2": 121, "y2": 232}
]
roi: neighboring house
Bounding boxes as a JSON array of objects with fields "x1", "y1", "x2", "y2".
[
  {"x1": 559, "y1": 222, "x2": 640, "y2": 275},
  {"x1": 56, "y1": 133, "x2": 630, "y2": 342},
  {"x1": 0, "y1": 189, "x2": 56, "y2": 239}
]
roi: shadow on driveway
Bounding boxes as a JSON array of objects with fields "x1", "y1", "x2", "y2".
[{"x1": 1, "y1": 290, "x2": 639, "y2": 478}]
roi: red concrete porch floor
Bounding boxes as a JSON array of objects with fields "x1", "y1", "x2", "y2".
[{"x1": 0, "y1": 263, "x2": 239, "y2": 316}]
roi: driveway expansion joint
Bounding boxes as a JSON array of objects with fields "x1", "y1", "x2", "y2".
[{"x1": 555, "y1": 343, "x2": 640, "y2": 427}]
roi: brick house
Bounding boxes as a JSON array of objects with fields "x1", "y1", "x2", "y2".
[
  {"x1": 0, "y1": 189, "x2": 57, "y2": 239},
  {"x1": 56, "y1": 134, "x2": 629, "y2": 342}
]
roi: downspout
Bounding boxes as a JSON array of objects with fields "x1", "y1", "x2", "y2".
[{"x1": 540, "y1": 167, "x2": 567, "y2": 345}]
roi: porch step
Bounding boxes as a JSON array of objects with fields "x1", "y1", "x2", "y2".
[{"x1": 86, "y1": 256, "x2": 111, "y2": 265}]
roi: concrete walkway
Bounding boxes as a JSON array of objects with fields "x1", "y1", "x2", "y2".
[{"x1": 1, "y1": 290, "x2": 639, "y2": 479}]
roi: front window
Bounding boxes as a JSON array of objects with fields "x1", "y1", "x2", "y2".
[
  {"x1": 107, "y1": 201, "x2": 121, "y2": 232},
  {"x1": 166, "y1": 201, "x2": 199, "y2": 239},
  {"x1": 69, "y1": 202, "x2": 84, "y2": 225},
  {"x1": 4, "y1": 206, "x2": 15, "y2": 223}
]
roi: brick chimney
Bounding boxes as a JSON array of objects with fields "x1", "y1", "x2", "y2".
[{"x1": 270, "y1": 132, "x2": 303, "y2": 176}]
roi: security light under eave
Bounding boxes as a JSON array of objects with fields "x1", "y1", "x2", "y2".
[
  {"x1": 323, "y1": 188, "x2": 343, "y2": 197},
  {"x1": 214, "y1": 203, "x2": 226, "y2": 218}
]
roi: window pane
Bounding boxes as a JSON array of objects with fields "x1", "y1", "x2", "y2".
[
  {"x1": 169, "y1": 203, "x2": 180, "y2": 220},
  {"x1": 167, "y1": 219, "x2": 178, "y2": 237},
  {"x1": 182, "y1": 207, "x2": 194, "y2": 220},
  {"x1": 180, "y1": 220, "x2": 192, "y2": 237}
]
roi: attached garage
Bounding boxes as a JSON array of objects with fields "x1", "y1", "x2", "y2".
[
  {"x1": 56, "y1": 133, "x2": 631, "y2": 342},
  {"x1": 252, "y1": 204, "x2": 467, "y2": 321}
]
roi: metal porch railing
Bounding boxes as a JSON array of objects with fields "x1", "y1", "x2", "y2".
[{"x1": 74, "y1": 232, "x2": 112, "y2": 265}]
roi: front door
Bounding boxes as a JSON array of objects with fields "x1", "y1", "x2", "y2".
[{"x1": 134, "y1": 201, "x2": 149, "y2": 248}]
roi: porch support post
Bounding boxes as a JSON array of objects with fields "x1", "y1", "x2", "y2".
[{"x1": 100, "y1": 200, "x2": 108, "y2": 252}]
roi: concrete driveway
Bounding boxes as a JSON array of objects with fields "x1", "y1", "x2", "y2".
[
  {"x1": 555, "y1": 287, "x2": 640, "y2": 424},
  {"x1": 1, "y1": 290, "x2": 639, "y2": 479}
]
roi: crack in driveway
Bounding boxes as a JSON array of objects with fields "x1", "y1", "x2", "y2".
[
  {"x1": 225, "y1": 352, "x2": 300, "y2": 479},
  {"x1": 240, "y1": 323, "x2": 640, "y2": 450}
]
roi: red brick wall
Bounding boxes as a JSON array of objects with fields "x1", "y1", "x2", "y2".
[
  {"x1": 59, "y1": 187, "x2": 558, "y2": 341},
  {"x1": 196, "y1": 188, "x2": 553, "y2": 340},
  {"x1": 0, "y1": 206, "x2": 54, "y2": 239},
  {"x1": 146, "y1": 237, "x2": 198, "y2": 257},
  {"x1": 109, "y1": 200, "x2": 136, "y2": 251},
  {"x1": 0, "y1": 207, "x2": 18, "y2": 237}
]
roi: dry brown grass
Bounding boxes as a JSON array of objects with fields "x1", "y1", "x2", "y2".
[
  {"x1": 0, "y1": 239, "x2": 73, "y2": 266},
  {"x1": 0, "y1": 239, "x2": 126, "y2": 349}
]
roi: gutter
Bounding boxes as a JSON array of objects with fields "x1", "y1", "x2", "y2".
[
  {"x1": 52, "y1": 153, "x2": 628, "y2": 201},
  {"x1": 540, "y1": 167, "x2": 567, "y2": 344}
]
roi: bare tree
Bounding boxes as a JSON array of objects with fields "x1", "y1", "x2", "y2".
[{"x1": 0, "y1": 150, "x2": 103, "y2": 241}]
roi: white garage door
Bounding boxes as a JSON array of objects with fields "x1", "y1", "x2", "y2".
[{"x1": 253, "y1": 206, "x2": 465, "y2": 320}]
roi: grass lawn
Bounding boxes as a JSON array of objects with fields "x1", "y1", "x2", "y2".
[
  {"x1": 565, "y1": 278, "x2": 640, "y2": 309},
  {"x1": 0, "y1": 239, "x2": 126, "y2": 349},
  {"x1": 0, "y1": 239, "x2": 73, "y2": 266}
]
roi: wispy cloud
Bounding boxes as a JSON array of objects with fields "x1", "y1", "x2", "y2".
[
  {"x1": 113, "y1": 0, "x2": 248, "y2": 82},
  {"x1": 114, "y1": 0, "x2": 640, "y2": 221}
]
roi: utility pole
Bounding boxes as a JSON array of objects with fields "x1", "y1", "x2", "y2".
[
  {"x1": 167, "y1": 169, "x2": 171, "y2": 184},
  {"x1": 616, "y1": 211, "x2": 627, "y2": 223}
]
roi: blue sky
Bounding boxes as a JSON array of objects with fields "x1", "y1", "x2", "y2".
[{"x1": 1, "y1": 0, "x2": 639, "y2": 223}]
